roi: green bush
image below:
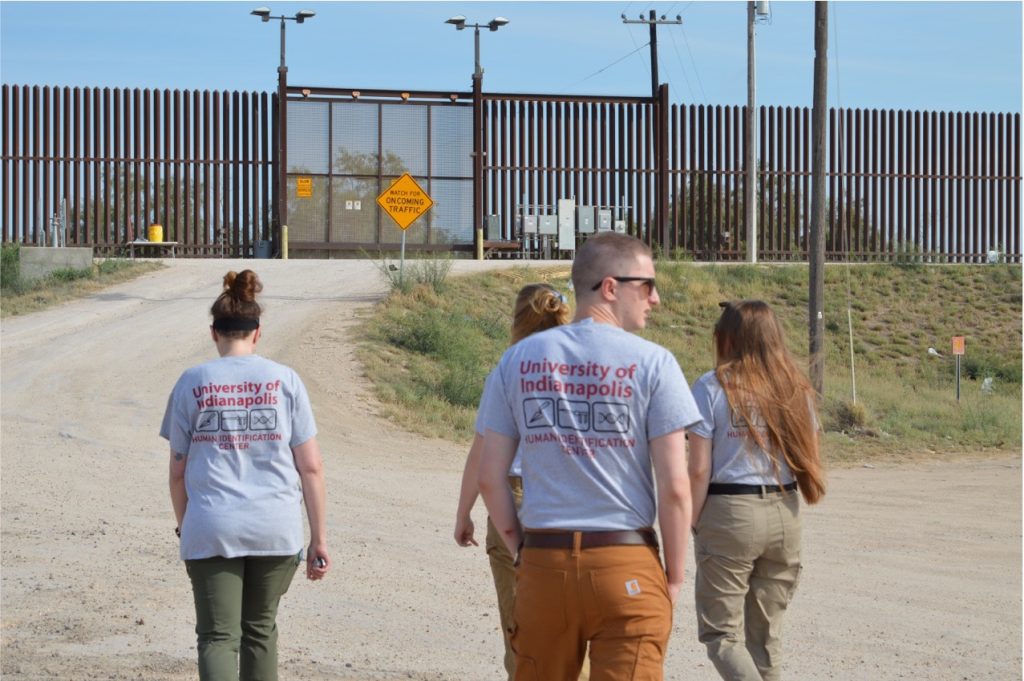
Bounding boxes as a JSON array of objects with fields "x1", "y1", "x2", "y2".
[
  {"x1": 373, "y1": 253, "x2": 453, "y2": 294},
  {"x1": 1, "y1": 245, "x2": 22, "y2": 292}
]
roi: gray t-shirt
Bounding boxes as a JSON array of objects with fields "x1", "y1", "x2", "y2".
[
  {"x1": 160, "y1": 354, "x2": 317, "y2": 560},
  {"x1": 689, "y1": 370, "x2": 796, "y2": 485},
  {"x1": 475, "y1": 369, "x2": 523, "y2": 477},
  {"x1": 478, "y1": 318, "x2": 701, "y2": 531}
]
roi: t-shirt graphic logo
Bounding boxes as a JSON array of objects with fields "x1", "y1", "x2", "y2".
[
  {"x1": 221, "y1": 410, "x2": 249, "y2": 431},
  {"x1": 196, "y1": 411, "x2": 220, "y2": 432},
  {"x1": 557, "y1": 399, "x2": 590, "y2": 430},
  {"x1": 593, "y1": 402, "x2": 630, "y2": 433},
  {"x1": 523, "y1": 398, "x2": 556, "y2": 429},
  {"x1": 625, "y1": 578, "x2": 641, "y2": 596},
  {"x1": 250, "y1": 409, "x2": 277, "y2": 431},
  {"x1": 730, "y1": 405, "x2": 767, "y2": 429}
]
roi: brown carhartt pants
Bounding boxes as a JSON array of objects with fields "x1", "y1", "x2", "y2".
[{"x1": 509, "y1": 538, "x2": 672, "y2": 681}]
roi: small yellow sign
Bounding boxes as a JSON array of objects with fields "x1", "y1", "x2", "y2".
[
  {"x1": 376, "y1": 173, "x2": 433, "y2": 231},
  {"x1": 952, "y1": 336, "x2": 965, "y2": 356},
  {"x1": 296, "y1": 177, "x2": 313, "y2": 198}
]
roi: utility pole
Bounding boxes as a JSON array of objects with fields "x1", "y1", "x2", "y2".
[
  {"x1": 746, "y1": 1, "x2": 770, "y2": 263},
  {"x1": 808, "y1": 0, "x2": 828, "y2": 396},
  {"x1": 746, "y1": 2, "x2": 757, "y2": 263},
  {"x1": 622, "y1": 10, "x2": 682, "y2": 99}
]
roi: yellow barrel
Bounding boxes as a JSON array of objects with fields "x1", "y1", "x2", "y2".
[{"x1": 148, "y1": 224, "x2": 163, "y2": 242}]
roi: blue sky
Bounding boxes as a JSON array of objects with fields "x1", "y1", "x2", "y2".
[{"x1": 1, "y1": 1, "x2": 1021, "y2": 114}]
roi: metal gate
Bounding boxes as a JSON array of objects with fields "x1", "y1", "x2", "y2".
[{"x1": 283, "y1": 88, "x2": 474, "y2": 257}]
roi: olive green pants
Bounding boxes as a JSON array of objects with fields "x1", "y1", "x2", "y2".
[
  {"x1": 694, "y1": 491, "x2": 803, "y2": 681},
  {"x1": 185, "y1": 554, "x2": 299, "y2": 681}
]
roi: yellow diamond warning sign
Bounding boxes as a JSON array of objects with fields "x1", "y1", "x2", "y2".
[{"x1": 376, "y1": 174, "x2": 433, "y2": 231}]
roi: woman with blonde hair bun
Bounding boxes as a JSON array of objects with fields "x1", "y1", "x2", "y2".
[
  {"x1": 454, "y1": 283, "x2": 582, "y2": 681},
  {"x1": 688, "y1": 300, "x2": 825, "y2": 681},
  {"x1": 162, "y1": 269, "x2": 329, "y2": 681}
]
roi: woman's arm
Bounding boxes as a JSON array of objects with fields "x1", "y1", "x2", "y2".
[
  {"x1": 453, "y1": 433, "x2": 484, "y2": 547},
  {"x1": 293, "y1": 437, "x2": 329, "y2": 580},
  {"x1": 168, "y1": 450, "x2": 188, "y2": 532},
  {"x1": 650, "y1": 429, "x2": 692, "y2": 606},
  {"x1": 687, "y1": 434, "x2": 712, "y2": 529}
]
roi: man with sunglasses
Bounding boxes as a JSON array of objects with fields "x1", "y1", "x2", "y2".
[{"x1": 478, "y1": 232, "x2": 701, "y2": 680}]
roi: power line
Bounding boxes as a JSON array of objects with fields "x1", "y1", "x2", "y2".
[
  {"x1": 667, "y1": 25, "x2": 699, "y2": 104},
  {"x1": 565, "y1": 41, "x2": 652, "y2": 90},
  {"x1": 677, "y1": 23, "x2": 708, "y2": 103}
]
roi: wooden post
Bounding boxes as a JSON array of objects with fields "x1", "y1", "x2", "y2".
[{"x1": 809, "y1": 1, "x2": 828, "y2": 396}]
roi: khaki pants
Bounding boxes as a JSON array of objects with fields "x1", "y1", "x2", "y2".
[
  {"x1": 487, "y1": 479, "x2": 590, "y2": 681},
  {"x1": 694, "y1": 491, "x2": 802, "y2": 681},
  {"x1": 510, "y1": 541, "x2": 671, "y2": 681}
]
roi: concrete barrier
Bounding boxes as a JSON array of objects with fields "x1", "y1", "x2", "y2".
[{"x1": 18, "y1": 247, "x2": 94, "y2": 282}]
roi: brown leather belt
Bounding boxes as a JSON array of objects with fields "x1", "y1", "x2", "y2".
[{"x1": 523, "y1": 529, "x2": 659, "y2": 550}]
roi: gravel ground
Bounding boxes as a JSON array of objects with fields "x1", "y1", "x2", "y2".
[{"x1": 1, "y1": 258, "x2": 1019, "y2": 680}]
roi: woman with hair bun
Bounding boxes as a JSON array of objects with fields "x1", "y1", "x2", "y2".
[
  {"x1": 688, "y1": 300, "x2": 826, "y2": 681},
  {"x1": 453, "y1": 283, "x2": 583, "y2": 681},
  {"x1": 161, "y1": 269, "x2": 329, "y2": 681}
]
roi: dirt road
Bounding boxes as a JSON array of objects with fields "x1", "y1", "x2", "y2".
[{"x1": 1, "y1": 259, "x2": 1019, "y2": 680}]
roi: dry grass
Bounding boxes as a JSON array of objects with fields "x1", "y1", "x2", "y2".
[
  {"x1": 355, "y1": 262, "x2": 1021, "y2": 463},
  {"x1": 1, "y1": 252, "x2": 164, "y2": 318}
]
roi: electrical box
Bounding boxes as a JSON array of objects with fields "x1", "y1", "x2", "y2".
[
  {"x1": 557, "y1": 199, "x2": 576, "y2": 251},
  {"x1": 577, "y1": 206, "x2": 595, "y2": 233},
  {"x1": 597, "y1": 209, "x2": 612, "y2": 231},
  {"x1": 613, "y1": 220, "x2": 626, "y2": 234},
  {"x1": 486, "y1": 214, "x2": 502, "y2": 240},
  {"x1": 538, "y1": 215, "x2": 557, "y2": 235},
  {"x1": 522, "y1": 215, "x2": 538, "y2": 234}
]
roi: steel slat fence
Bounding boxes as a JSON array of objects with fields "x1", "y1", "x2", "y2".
[
  {"x1": 2, "y1": 82, "x2": 1019, "y2": 263},
  {"x1": 1, "y1": 84, "x2": 273, "y2": 257}
]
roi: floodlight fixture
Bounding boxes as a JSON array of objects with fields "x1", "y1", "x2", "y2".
[
  {"x1": 446, "y1": 15, "x2": 467, "y2": 30},
  {"x1": 488, "y1": 16, "x2": 509, "y2": 31},
  {"x1": 251, "y1": 6, "x2": 271, "y2": 21},
  {"x1": 296, "y1": 9, "x2": 315, "y2": 23}
]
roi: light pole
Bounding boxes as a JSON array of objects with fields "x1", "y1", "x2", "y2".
[
  {"x1": 252, "y1": 6, "x2": 315, "y2": 257},
  {"x1": 446, "y1": 15, "x2": 508, "y2": 259}
]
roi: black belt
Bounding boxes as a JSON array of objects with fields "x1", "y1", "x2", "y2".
[
  {"x1": 708, "y1": 482, "x2": 797, "y2": 495},
  {"x1": 523, "y1": 529, "x2": 659, "y2": 550}
]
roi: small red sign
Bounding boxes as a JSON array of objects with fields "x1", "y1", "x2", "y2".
[{"x1": 952, "y1": 336, "x2": 965, "y2": 356}]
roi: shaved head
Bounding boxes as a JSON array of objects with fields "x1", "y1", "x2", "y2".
[{"x1": 571, "y1": 232, "x2": 653, "y2": 296}]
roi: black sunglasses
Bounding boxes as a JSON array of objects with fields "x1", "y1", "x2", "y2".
[{"x1": 591, "y1": 276, "x2": 657, "y2": 293}]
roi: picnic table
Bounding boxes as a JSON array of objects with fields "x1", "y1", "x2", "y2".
[{"x1": 126, "y1": 240, "x2": 178, "y2": 259}]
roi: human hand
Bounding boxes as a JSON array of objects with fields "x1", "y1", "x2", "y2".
[
  {"x1": 454, "y1": 515, "x2": 478, "y2": 547},
  {"x1": 306, "y1": 542, "x2": 329, "y2": 581},
  {"x1": 667, "y1": 579, "x2": 683, "y2": 605}
]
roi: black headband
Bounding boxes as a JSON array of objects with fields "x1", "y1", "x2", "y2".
[{"x1": 212, "y1": 317, "x2": 260, "y2": 332}]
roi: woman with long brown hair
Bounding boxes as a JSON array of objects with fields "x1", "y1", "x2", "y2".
[
  {"x1": 453, "y1": 282, "x2": 574, "y2": 681},
  {"x1": 688, "y1": 300, "x2": 825, "y2": 681}
]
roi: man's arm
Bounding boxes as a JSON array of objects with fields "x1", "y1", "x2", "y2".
[
  {"x1": 650, "y1": 429, "x2": 692, "y2": 605},
  {"x1": 687, "y1": 434, "x2": 712, "y2": 529},
  {"x1": 477, "y1": 429, "x2": 521, "y2": 556}
]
